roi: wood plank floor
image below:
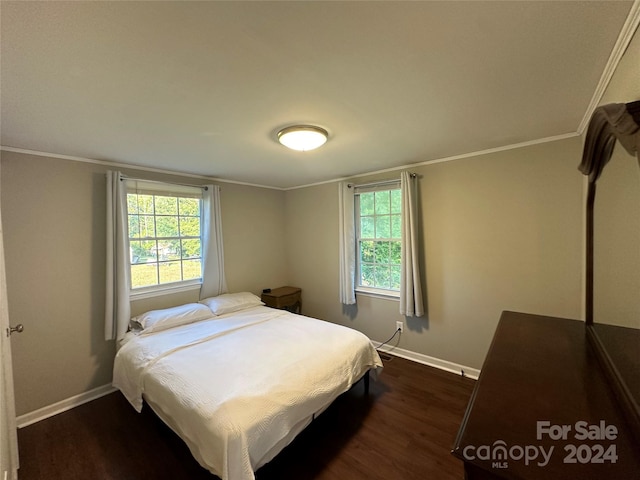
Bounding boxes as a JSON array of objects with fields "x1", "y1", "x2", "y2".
[{"x1": 17, "y1": 355, "x2": 475, "y2": 480}]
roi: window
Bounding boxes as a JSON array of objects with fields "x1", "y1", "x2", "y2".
[
  {"x1": 355, "y1": 185, "x2": 402, "y2": 295},
  {"x1": 126, "y1": 182, "x2": 203, "y2": 293}
]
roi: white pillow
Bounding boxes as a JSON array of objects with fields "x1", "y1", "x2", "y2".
[
  {"x1": 200, "y1": 292, "x2": 264, "y2": 316},
  {"x1": 131, "y1": 303, "x2": 213, "y2": 334}
]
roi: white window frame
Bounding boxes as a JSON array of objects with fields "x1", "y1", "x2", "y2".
[
  {"x1": 125, "y1": 180, "x2": 205, "y2": 299},
  {"x1": 354, "y1": 181, "x2": 402, "y2": 299}
]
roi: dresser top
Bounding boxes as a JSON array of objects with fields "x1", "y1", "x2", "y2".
[
  {"x1": 261, "y1": 286, "x2": 301, "y2": 299},
  {"x1": 452, "y1": 311, "x2": 640, "y2": 479}
]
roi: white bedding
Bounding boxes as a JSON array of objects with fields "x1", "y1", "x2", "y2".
[{"x1": 113, "y1": 306, "x2": 383, "y2": 480}]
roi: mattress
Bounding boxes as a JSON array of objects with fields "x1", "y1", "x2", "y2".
[{"x1": 113, "y1": 305, "x2": 383, "y2": 480}]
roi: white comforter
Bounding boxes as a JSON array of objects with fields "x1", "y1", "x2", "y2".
[{"x1": 113, "y1": 306, "x2": 383, "y2": 480}]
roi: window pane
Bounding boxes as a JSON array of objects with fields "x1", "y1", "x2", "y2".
[
  {"x1": 155, "y1": 196, "x2": 178, "y2": 215},
  {"x1": 375, "y1": 215, "x2": 390, "y2": 239},
  {"x1": 128, "y1": 215, "x2": 140, "y2": 239},
  {"x1": 139, "y1": 215, "x2": 155, "y2": 238},
  {"x1": 374, "y1": 241, "x2": 390, "y2": 264},
  {"x1": 361, "y1": 216, "x2": 375, "y2": 238},
  {"x1": 130, "y1": 240, "x2": 156, "y2": 264},
  {"x1": 391, "y1": 214, "x2": 401, "y2": 239},
  {"x1": 390, "y1": 241, "x2": 402, "y2": 265},
  {"x1": 141, "y1": 240, "x2": 157, "y2": 261},
  {"x1": 156, "y1": 216, "x2": 178, "y2": 237},
  {"x1": 182, "y1": 259, "x2": 202, "y2": 280},
  {"x1": 181, "y1": 239, "x2": 201, "y2": 259},
  {"x1": 391, "y1": 265, "x2": 401, "y2": 290},
  {"x1": 127, "y1": 194, "x2": 140, "y2": 214},
  {"x1": 361, "y1": 264, "x2": 375, "y2": 287},
  {"x1": 131, "y1": 264, "x2": 158, "y2": 288},
  {"x1": 130, "y1": 241, "x2": 143, "y2": 264},
  {"x1": 160, "y1": 239, "x2": 181, "y2": 260},
  {"x1": 180, "y1": 217, "x2": 200, "y2": 237},
  {"x1": 137, "y1": 195, "x2": 154, "y2": 214},
  {"x1": 179, "y1": 198, "x2": 200, "y2": 216},
  {"x1": 159, "y1": 262, "x2": 182, "y2": 284},
  {"x1": 391, "y1": 189, "x2": 401, "y2": 214},
  {"x1": 374, "y1": 266, "x2": 391, "y2": 289},
  {"x1": 360, "y1": 240, "x2": 374, "y2": 263},
  {"x1": 360, "y1": 192, "x2": 375, "y2": 216},
  {"x1": 375, "y1": 191, "x2": 390, "y2": 214}
]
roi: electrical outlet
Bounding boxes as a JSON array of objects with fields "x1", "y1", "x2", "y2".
[{"x1": 396, "y1": 321, "x2": 404, "y2": 333}]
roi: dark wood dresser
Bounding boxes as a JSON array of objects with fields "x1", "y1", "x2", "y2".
[{"x1": 452, "y1": 311, "x2": 640, "y2": 479}]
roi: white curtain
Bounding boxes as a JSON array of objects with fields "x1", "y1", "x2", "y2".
[
  {"x1": 200, "y1": 185, "x2": 227, "y2": 300},
  {"x1": 400, "y1": 171, "x2": 424, "y2": 317},
  {"x1": 338, "y1": 182, "x2": 356, "y2": 304},
  {"x1": 0, "y1": 169, "x2": 19, "y2": 480},
  {"x1": 105, "y1": 171, "x2": 131, "y2": 341}
]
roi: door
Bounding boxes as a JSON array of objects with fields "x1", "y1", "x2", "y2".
[{"x1": 0, "y1": 172, "x2": 19, "y2": 479}]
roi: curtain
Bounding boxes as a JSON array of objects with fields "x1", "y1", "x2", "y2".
[
  {"x1": 0, "y1": 168, "x2": 19, "y2": 480},
  {"x1": 105, "y1": 171, "x2": 131, "y2": 341},
  {"x1": 338, "y1": 182, "x2": 356, "y2": 304},
  {"x1": 400, "y1": 171, "x2": 424, "y2": 317},
  {"x1": 200, "y1": 185, "x2": 227, "y2": 300}
]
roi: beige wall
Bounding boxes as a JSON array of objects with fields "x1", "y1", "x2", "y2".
[
  {"x1": 599, "y1": 26, "x2": 639, "y2": 106},
  {"x1": 285, "y1": 137, "x2": 584, "y2": 369},
  {"x1": 593, "y1": 149, "x2": 640, "y2": 328},
  {"x1": 0, "y1": 151, "x2": 287, "y2": 415},
  {"x1": 591, "y1": 26, "x2": 640, "y2": 328}
]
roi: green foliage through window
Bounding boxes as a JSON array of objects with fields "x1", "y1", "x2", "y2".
[
  {"x1": 127, "y1": 192, "x2": 202, "y2": 289},
  {"x1": 357, "y1": 188, "x2": 401, "y2": 291}
]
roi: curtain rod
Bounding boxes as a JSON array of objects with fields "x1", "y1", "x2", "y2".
[
  {"x1": 348, "y1": 172, "x2": 416, "y2": 189},
  {"x1": 119, "y1": 175, "x2": 209, "y2": 191}
]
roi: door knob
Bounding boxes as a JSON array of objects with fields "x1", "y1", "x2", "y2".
[{"x1": 6, "y1": 324, "x2": 24, "y2": 337}]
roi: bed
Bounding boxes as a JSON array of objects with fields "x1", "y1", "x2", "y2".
[{"x1": 113, "y1": 292, "x2": 383, "y2": 480}]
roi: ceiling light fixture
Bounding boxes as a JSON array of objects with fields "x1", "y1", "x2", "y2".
[{"x1": 277, "y1": 125, "x2": 328, "y2": 151}]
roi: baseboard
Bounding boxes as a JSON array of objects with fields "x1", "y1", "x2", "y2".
[
  {"x1": 17, "y1": 384, "x2": 117, "y2": 429},
  {"x1": 16, "y1": 347, "x2": 477, "y2": 428},
  {"x1": 375, "y1": 342, "x2": 481, "y2": 380}
]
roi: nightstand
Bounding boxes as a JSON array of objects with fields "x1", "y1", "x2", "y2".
[{"x1": 261, "y1": 286, "x2": 302, "y2": 314}]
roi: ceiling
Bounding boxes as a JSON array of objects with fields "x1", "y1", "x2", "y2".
[{"x1": 1, "y1": 1, "x2": 635, "y2": 189}]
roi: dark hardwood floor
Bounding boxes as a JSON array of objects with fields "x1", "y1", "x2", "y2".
[{"x1": 17, "y1": 355, "x2": 475, "y2": 480}]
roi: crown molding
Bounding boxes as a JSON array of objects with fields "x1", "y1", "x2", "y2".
[
  {"x1": 285, "y1": 132, "x2": 579, "y2": 191},
  {"x1": 3, "y1": 133, "x2": 579, "y2": 192},
  {"x1": 577, "y1": 0, "x2": 640, "y2": 135},
  {"x1": 0, "y1": 146, "x2": 285, "y2": 191}
]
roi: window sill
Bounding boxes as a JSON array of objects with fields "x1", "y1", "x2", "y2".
[
  {"x1": 130, "y1": 281, "x2": 201, "y2": 300},
  {"x1": 355, "y1": 287, "x2": 400, "y2": 301}
]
